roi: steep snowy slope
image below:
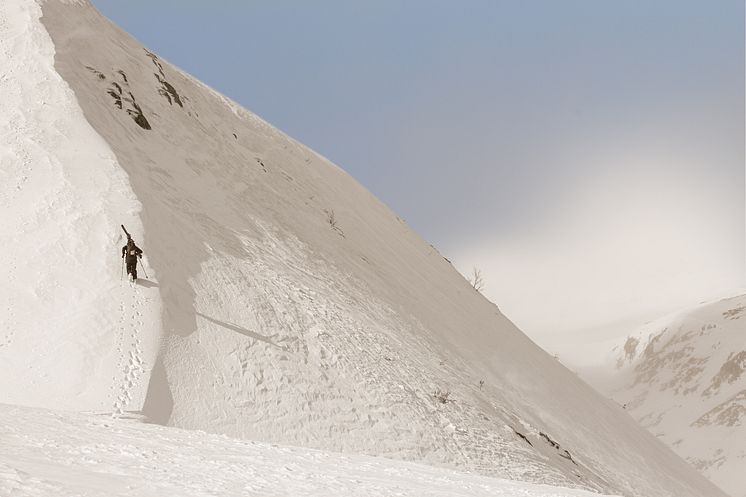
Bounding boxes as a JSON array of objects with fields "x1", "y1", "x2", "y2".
[
  {"x1": 0, "y1": 0, "x2": 160, "y2": 413},
  {"x1": 0, "y1": 403, "x2": 624, "y2": 497},
  {"x1": 608, "y1": 293, "x2": 746, "y2": 497},
  {"x1": 0, "y1": 0, "x2": 726, "y2": 496}
]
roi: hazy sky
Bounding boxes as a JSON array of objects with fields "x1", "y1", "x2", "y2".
[{"x1": 91, "y1": 0, "x2": 744, "y2": 364}]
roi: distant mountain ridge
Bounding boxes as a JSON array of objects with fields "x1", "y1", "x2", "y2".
[{"x1": 608, "y1": 293, "x2": 746, "y2": 497}]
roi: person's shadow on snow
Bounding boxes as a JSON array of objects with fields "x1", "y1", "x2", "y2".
[
  {"x1": 135, "y1": 279, "x2": 159, "y2": 288},
  {"x1": 196, "y1": 312, "x2": 286, "y2": 350}
]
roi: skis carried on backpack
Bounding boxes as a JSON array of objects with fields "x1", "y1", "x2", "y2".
[
  {"x1": 121, "y1": 224, "x2": 135, "y2": 285},
  {"x1": 120, "y1": 224, "x2": 147, "y2": 284}
]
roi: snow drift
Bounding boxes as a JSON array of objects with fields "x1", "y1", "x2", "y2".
[
  {"x1": 0, "y1": 0, "x2": 727, "y2": 496},
  {"x1": 606, "y1": 293, "x2": 746, "y2": 497},
  {"x1": 0, "y1": 0, "x2": 160, "y2": 414}
]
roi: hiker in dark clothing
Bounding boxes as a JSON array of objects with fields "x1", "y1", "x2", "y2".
[{"x1": 121, "y1": 237, "x2": 143, "y2": 281}]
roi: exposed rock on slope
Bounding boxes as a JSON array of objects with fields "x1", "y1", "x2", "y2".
[
  {"x1": 609, "y1": 293, "x2": 746, "y2": 497},
  {"x1": 0, "y1": 0, "x2": 725, "y2": 496}
]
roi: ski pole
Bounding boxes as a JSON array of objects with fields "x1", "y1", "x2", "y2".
[
  {"x1": 138, "y1": 258, "x2": 149, "y2": 279},
  {"x1": 121, "y1": 256, "x2": 124, "y2": 281}
]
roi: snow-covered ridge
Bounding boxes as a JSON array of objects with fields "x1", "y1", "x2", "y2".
[
  {"x1": 607, "y1": 293, "x2": 746, "y2": 497},
  {"x1": 0, "y1": 0, "x2": 160, "y2": 412}
]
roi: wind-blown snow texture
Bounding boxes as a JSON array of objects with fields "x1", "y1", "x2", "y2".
[
  {"x1": 0, "y1": 403, "x2": 624, "y2": 497},
  {"x1": 0, "y1": 0, "x2": 727, "y2": 496},
  {"x1": 608, "y1": 293, "x2": 746, "y2": 497}
]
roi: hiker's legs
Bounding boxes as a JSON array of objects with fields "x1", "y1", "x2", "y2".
[{"x1": 126, "y1": 260, "x2": 137, "y2": 280}]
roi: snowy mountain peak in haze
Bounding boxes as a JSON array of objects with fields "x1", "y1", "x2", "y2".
[
  {"x1": 608, "y1": 293, "x2": 746, "y2": 497},
  {"x1": 0, "y1": 0, "x2": 728, "y2": 496}
]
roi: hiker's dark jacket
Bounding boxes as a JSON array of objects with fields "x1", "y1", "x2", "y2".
[{"x1": 121, "y1": 242, "x2": 143, "y2": 264}]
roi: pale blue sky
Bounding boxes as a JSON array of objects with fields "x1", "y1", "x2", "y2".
[{"x1": 91, "y1": 0, "x2": 744, "y2": 360}]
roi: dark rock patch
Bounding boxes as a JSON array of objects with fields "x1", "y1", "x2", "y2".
[
  {"x1": 156, "y1": 74, "x2": 183, "y2": 107},
  {"x1": 143, "y1": 50, "x2": 186, "y2": 109},
  {"x1": 124, "y1": 92, "x2": 151, "y2": 130},
  {"x1": 511, "y1": 428, "x2": 533, "y2": 447},
  {"x1": 145, "y1": 49, "x2": 165, "y2": 78},
  {"x1": 540, "y1": 432, "x2": 559, "y2": 449},
  {"x1": 540, "y1": 431, "x2": 578, "y2": 465},
  {"x1": 84, "y1": 64, "x2": 151, "y2": 130},
  {"x1": 107, "y1": 89, "x2": 122, "y2": 109},
  {"x1": 85, "y1": 65, "x2": 105, "y2": 80}
]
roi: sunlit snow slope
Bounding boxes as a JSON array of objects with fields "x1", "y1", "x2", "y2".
[
  {"x1": 608, "y1": 293, "x2": 746, "y2": 497},
  {"x1": 0, "y1": 0, "x2": 160, "y2": 413},
  {"x1": 0, "y1": 0, "x2": 726, "y2": 496},
  {"x1": 0, "y1": 403, "x2": 625, "y2": 497}
]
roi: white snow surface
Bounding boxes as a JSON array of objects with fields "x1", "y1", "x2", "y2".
[
  {"x1": 603, "y1": 293, "x2": 746, "y2": 497},
  {"x1": 0, "y1": 403, "x2": 623, "y2": 497},
  {"x1": 0, "y1": 0, "x2": 728, "y2": 496},
  {"x1": 0, "y1": 0, "x2": 161, "y2": 412}
]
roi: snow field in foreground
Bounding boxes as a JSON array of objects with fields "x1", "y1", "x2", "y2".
[{"x1": 0, "y1": 403, "x2": 621, "y2": 497}]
